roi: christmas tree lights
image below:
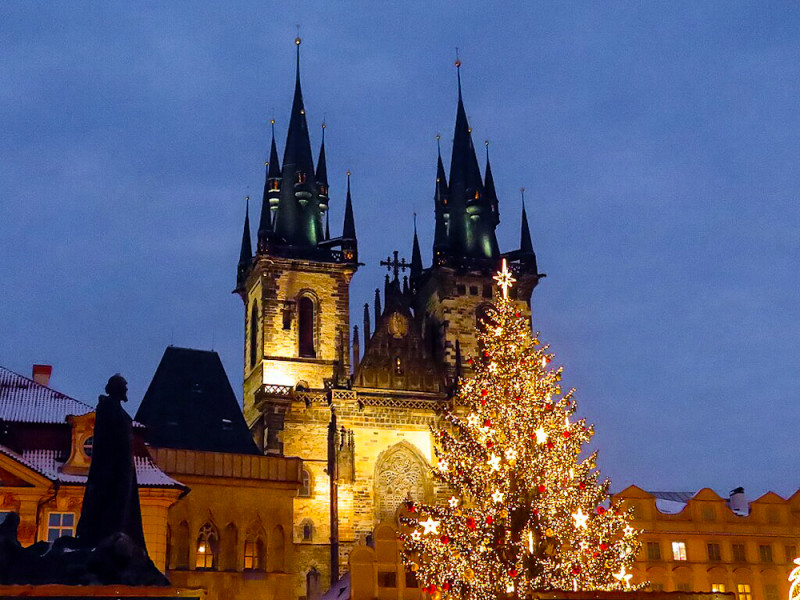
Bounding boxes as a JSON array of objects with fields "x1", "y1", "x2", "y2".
[{"x1": 400, "y1": 260, "x2": 642, "y2": 599}]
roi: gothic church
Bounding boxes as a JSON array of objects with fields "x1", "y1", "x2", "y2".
[{"x1": 234, "y1": 39, "x2": 543, "y2": 595}]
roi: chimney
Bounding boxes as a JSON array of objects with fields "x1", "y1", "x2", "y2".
[
  {"x1": 728, "y1": 486, "x2": 748, "y2": 516},
  {"x1": 32, "y1": 364, "x2": 52, "y2": 387}
]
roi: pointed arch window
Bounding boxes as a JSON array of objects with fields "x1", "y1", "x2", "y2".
[
  {"x1": 195, "y1": 522, "x2": 218, "y2": 570},
  {"x1": 244, "y1": 536, "x2": 265, "y2": 571},
  {"x1": 250, "y1": 302, "x2": 259, "y2": 368},
  {"x1": 298, "y1": 296, "x2": 316, "y2": 358}
]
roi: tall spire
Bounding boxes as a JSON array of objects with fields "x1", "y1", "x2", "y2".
[
  {"x1": 342, "y1": 171, "x2": 356, "y2": 240},
  {"x1": 237, "y1": 197, "x2": 252, "y2": 287},
  {"x1": 316, "y1": 122, "x2": 328, "y2": 189},
  {"x1": 273, "y1": 35, "x2": 322, "y2": 247},
  {"x1": 484, "y1": 140, "x2": 499, "y2": 225},
  {"x1": 520, "y1": 188, "x2": 533, "y2": 255},
  {"x1": 433, "y1": 135, "x2": 449, "y2": 263},
  {"x1": 411, "y1": 213, "x2": 423, "y2": 279},
  {"x1": 259, "y1": 119, "x2": 280, "y2": 244},
  {"x1": 447, "y1": 54, "x2": 495, "y2": 260}
]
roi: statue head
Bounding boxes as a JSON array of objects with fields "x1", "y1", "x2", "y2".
[{"x1": 105, "y1": 374, "x2": 128, "y2": 402}]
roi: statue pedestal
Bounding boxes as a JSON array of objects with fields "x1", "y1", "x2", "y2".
[{"x1": 0, "y1": 584, "x2": 207, "y2": 599}]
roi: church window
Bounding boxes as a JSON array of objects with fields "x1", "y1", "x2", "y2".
[
  {"x1": 244, "y1": 536, "x2": 265, "y2": 571},
  {"x1": 711, "y1": 584, "x2": 726, "y2": 593},
  {"x1": 374, "y1": 442, "x2": 428, "y2": 522},
  {"x1": 46, "y1": 512, "x2": 75, "y2": 541},
  {"x1": 298, "y1": 296, "x2": 316, "y2": 358},
  {"x1": 250, "y1": 302, "x2": 259, "y2": 368},
  {"x1": 195, "y1": 522, "x2": 218, "y2": 570},
  {"x1": 299, "y1": 469, "x2": 312, "y2": 497}
]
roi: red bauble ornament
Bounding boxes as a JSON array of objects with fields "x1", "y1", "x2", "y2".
[
  {"x1": 468, "y1": 358, "x2": 473, "y2": 364},
  {"x1": 597, "y1": 506, "x2": 606, "y2": 515},
  {"x1": 483, "y1": 351, "x2": 489, "y2": 358},
  {"x1": 466, "y1": 517, "x2": 476, "y2": 530},
  {"x1": 593, "y1": 551, "x2": 599, "y2": 558},
  {"x1": 441, "y1": 535, "x2": 450, "y2": 544},
  {"x1": 579, "y1": 482, "x2": 586, "y2": 490},
  {"x1": 515, "y1": 311, "x2": 521, "y2": 317},
  {"x1": 486, "y1": 441, "x2": 494, "y2": 449},
  {"x1": 546, "y1": 441, "x2": 554, "y2": 449},
  {"x1": 481, "y1": 389, "x2": 489, "y2": 396},
  {"x1": 600, "y1": 543, "x2": 608, "y2": 550},
  {"x1": 545, "y1": 403, "x2": 553, "y2": 411},
  {"x1": 481, "y1": 398, "x2": 487, "y2": 405},
  {"x1": 563, "y1": 431, "x2": 571, "y2": 438},
  {"x1": 443, "y1": 582, "x2": 451, "y2": 591},
  {"x1": 572, "y1": 565, "x2": 581, "y2": 575},
  {"x1": 486, "y1": 516, "x2": 494, "y2": 525},
  {"x1": 537, "y1": 484, "x2": 546, "y2": 493},
  {"x1": 510, "y1": 568, "x2": 518, "y2": 577},
  {"x1": 483, "y1": 419, "x2": 492, "y2": 427}
]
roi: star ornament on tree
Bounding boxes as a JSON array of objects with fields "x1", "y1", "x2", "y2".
[
  {"x1": 492, "y1": 489, "x2": 505, "y2": 503},
  {"x1": 493, "y1": 258, "x2": 516, "y2": 299},
  {"x1": 572, "y1": 507, "x2": 589, "y2": 529},
  {"x1": 448, "y1": 496, "x2": 460, "y2": 508},
  {"x1": 420, "y1": 516, "x2": 440, "y2": 535},
  {"x1": 488, "y1": 454, "x2": 501, "y2": 471}
]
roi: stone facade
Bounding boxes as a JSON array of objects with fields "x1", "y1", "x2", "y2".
[{"x1": 613, "y1": 486, "x2": 800, "y2": 600}]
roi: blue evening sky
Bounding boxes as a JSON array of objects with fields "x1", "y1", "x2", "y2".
[{"x1": 1, "y1": 2, "x2": 798, "y2": 497}]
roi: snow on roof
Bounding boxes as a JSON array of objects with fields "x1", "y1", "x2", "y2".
[
  {"x1": 17, "y1": 448, "x2": 183, "y2": 488},
  {"x1": 321, "y1": 572, "x2": 350, "y2": 600},
  {"x1": 0, "y1": 366, "x2": 93, "y2": 423}
]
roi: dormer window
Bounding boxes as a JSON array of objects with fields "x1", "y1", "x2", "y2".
[{"x1": 82, "y1": 436, "x2": 94, "y2": 458}]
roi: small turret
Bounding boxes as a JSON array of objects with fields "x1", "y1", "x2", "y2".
[
  {"x1": 317, "y1": 123, "x2": 329, "y2": 213},
  {"x1": 237, "y1": 197, "x2": 253, "y2": 288},
  {"x1": 363, "y1": 303, "x2": 371, "y2": 343},
  {"x1": 340, "y1": 171, "x2": 358, "y2": 262},
  {"x1": 258, "y1": 121, "x2": 281, "y2": 252},
  {"x1": 374, "y1": 288, "x2": 381, "y2": 323},
  {"x1": 410, "y1": 216, "x2": 422, "y2": 281},
  {"x1": 484, "y1": 141, "x2": 499, "y2": 226}
]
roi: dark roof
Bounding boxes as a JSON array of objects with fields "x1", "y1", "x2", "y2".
[{"x1": 135, "y1": 347, "x2": 260, "y2": 455}]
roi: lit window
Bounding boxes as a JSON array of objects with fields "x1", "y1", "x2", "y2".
[
  {"x1": 195, "y1": 522, "x2": 218, "y2": 570},
  {"x1": 672, "y1": 541, "x2": 687, "y2": 561},
  {"x1": 82, "y1": 436, "x2": 94, "y2": 458},
  {"x1": 243, "y1": 536, "x2": 264, "y2": 571},
  {"x1": 47, "y1": 512, "x2": 75, "y2": 541},
  {"x1": 708, "y1": 543, "x2": 722, "y2": 561},
  {"x1": 733, "y1": 543, "x2": 746, "y2": 562},
  {"x1": 647, "y1": 541, "x2": 662, "y2": 560},
  {"x1": 759, "y1": 544, "x2": 773, "y2": 563},
  {"x1": 736, "y1": 583, "x2": 752, "y2": 600},
  {"x1": 711, "y1": 584, "x2": 726, "y2": 593}
]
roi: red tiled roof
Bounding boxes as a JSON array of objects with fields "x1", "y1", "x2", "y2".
[{"x1": 0, "y1": 366, "x2": 93, "y2": 423}]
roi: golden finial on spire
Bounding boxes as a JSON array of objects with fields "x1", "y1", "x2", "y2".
[
  {"x1": 346, "y1": 170, "x2": 351, "y2": 177},
  {"x1": 435, "y1": 133, "x2": 441, "y2": 141},
  {"x1": 295, "y1": 24, "x2": 301, "y2": 46},
  {"x1": 455, "y1": 47, "x2": 461, "y2": 69},
  {"x1": 485, "y1": 140, "x2": 489, "y2": 147},
  {"x1": 270, "y1": 118, "x2": 275, "y2": 125}
]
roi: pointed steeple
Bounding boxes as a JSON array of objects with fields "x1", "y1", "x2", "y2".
[
  {"x1": 374, "y1": 288, "x2": 382, "y2": 321},
  {"x1": 441, "y1": 56, "x2": 499, "y2": 262},
  {"x1": 520, "y1": 188, "x2": 533, "y2": 255},
  {"x1": 433, "y1": 135, "x2": 450, "y2": 264},
  {"x1": 483, "y1": 140, "x2": 499, "y2": 226},
  {"x1": 259, "y1": 120, "x2": 280, "y2": 246},
  {"x1": 435, "y1": 134, "x2": 448, "y2": 208},
  {"x1": 336, "y1": 170, "x2": 358, "y2": 263},
  {"x1": 273, "y1": 36, "x2": 323, "y2": 248},
  {"x1": 316, "y1": 123, "x2": 328, "y2": 189},
  {"x1": 411, "y1": 214, "x2": 423, "y2": 280},
  {"x1": 363, "y1": 303, "x2": 371, "y2": 342},
  {"x1": 237, "y1": 197, "x2": 253, "y2": 287}
]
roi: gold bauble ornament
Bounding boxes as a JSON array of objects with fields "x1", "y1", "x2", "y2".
[
  {"x1": 500, "y1": 509, "x2": 509, "y2": 519},
  {"x1": 454, "y1": 509, "x2": 462, "y2": 517},
  {"x1": 545, "y1": 528, "x2": 554, "y2": 537},
  {"x1": 464, "y1": 567, "x2": 475, "y2": 580},
  {"x1": 411, "y1": 563, "x2": 419, "y2": 572},
  {"x1": 432, "y1": 592, "x2": 442, "y2": 600}
]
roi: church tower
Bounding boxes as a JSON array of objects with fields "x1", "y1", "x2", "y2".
[
  {"x1": 235, "y1": 38, "x2": 358, "y2": 442},
  {"x1": 413, "y1": 60, "x2": 543, "y2": 375}
]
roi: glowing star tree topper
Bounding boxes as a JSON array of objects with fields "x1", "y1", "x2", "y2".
[{"x1": 400, "y1": 263, "x2": 642, "y2": 599}]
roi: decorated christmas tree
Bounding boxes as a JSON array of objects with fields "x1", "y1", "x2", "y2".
[{"x1": 400, "y1": 260, "x2": 641, "y2": 599}]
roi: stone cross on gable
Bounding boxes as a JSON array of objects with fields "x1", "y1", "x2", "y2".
[{"x1": 380, "y1": 250, "x2": 409, "y2": 281}]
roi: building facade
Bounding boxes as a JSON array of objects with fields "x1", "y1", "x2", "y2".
[
  {"x1": 613, "y1": 486, "x2": 800, "y2": 600},
  {"x1": 235, "y1": 43, "x2": 543, "y2": 598}
]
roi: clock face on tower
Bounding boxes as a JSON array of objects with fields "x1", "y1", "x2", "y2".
[{"x1": 387, "y1": 312, "x2": 409, "y2": 339}]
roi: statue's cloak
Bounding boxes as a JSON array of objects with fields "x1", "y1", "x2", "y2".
[{"x1": 76, "y1": 394, "x2": 146, "y2": 550}]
